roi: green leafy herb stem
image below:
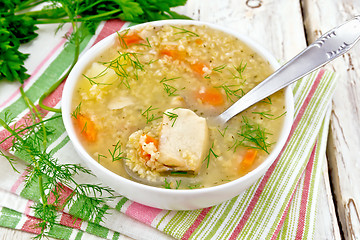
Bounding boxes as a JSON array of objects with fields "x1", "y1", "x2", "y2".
[
  {"x1": 142, "y1": 105, "x2": 161, "y2": 124},
  {"x1": 232, "y1": 116, "x2": 273, "y2": 154}
]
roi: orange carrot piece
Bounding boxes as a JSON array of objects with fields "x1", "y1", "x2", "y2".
[
  {"x1": 143, "y1": 134, "x2": 159, "y2": 147},
  {"x1": 195, "y1": 38, "x2": 203, "y2": 45},
  {"x1": 160, "y1": 49, "x2": 187, "y2": 61},
  {"x1": 197, "y1": 87, "x2": 224, "y2": 106},
  {"x1": 240, "y1": 149, "x2": 258, "y2": 170},
  {"x1": 140, "y1": 134, "x2": 159, "y2": 160},
  {"x1": 190, "y1": 62, "x2": 209, "y2": 76},
  {"x1": 120, "y1": 31, "x2": 144, "y2": 47},
  {"x1": 75, "y1": 114, "x2": 97, "y2": 142}
]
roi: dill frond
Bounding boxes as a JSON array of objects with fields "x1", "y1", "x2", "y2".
[
  {"x1": 171, "y1": 25, "x2": 199, "y2": 37},
  {"x1": 0, "y1": 94, "x2": 116, "y2": 237},
  {"x1": 215, "y1": 83, "x2": 244, "y2": 102},
  {"x1": 233, "y1": 116, "x2": 273, "y2": 154},
  {"x1": 163, "y1": 111, "x2": 179, "y2": 127},
  {"x1": 141, "y1": 105, "x2": 161, "y2": 124},
  {"x1": 252, "y1": 110, "x2": 287, "y2": 120},
  {"x1": 108, "y1": 140, "x2": 128, "y2": 161},
  {"x1": 203, "y1": 143, "x2": 219, "y2": 168}
]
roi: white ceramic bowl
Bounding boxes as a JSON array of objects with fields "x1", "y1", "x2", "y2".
[{"x1": 62, "y1": 20, "x2": 294, "y2": 210}]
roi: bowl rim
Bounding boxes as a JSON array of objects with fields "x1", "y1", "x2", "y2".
[{"x1": 62, "y1": 19, "x2": 294, "y2": 198}]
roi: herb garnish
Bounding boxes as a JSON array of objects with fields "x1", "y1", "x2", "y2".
[
  {"x1": 71, "y1": 102, "x2": 82, "y2": 119},
  {"x1": 252, "y1": 110, "x2": 287, "y2": 120},
  {"x1": 163, "y1": 178, "x2": 171, "y2": 189},
  {"x1": 218, "y1": 126, "x2": 229, "y2": 137},
  {"x1": 212, "y1": 64, "x2": 227, "y2": 73},
  {"x1": 160, "y1": 77, "x2": 180, "y2": 96},
  {"x1": 203, "y1": 143, "x2": 219, "y2": 168},
  {"x1": 175, "y1": 180, "x2": 182, "y2": 189},
  {"x1": 163, "y1": 111, "x2": 179, "y2": 127},
  {"x1": 82, "y1": 71, "x2": 112, "y2": 86},
  {"x1": 232, "y1": 116, "x2": 273, "y2": 153},
  {"x1": 97, "y1": 154, "x2": 107, "y2": 162},
  {"x1": 261, "y1": 97, "x2": 272, "y2": 104},
  {"x1": 188, "y1": 184, "x2": 201, "y2": 189},
  {"x1": 142, "y1": 105, "x2": 162, "y2": 124},
  {"x1": 215, "y1": 83, "x2": 244, "y2": 102},
  {"x1": 101, "y1": 52, "x2": 144, "y2": 88},
  {"x1": 0, "y1": 90, "x2": 116, "y2": 238},
  {"x1": 108, "y1": 140, "x2": 128, "y2": 162},
  {"x1": 141, "y1": 38, "x2": 152, "y2": 48},
  {"x1": 231, "y1": 61, "x2": 247, "y2": 81},
  {"x1": 171, "y1": 25, "x2": 199, "y2": 37}
]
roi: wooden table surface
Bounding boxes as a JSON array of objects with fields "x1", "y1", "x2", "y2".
[{"x1": 1, "y1": 0, "x2": 360, "y2": 239}]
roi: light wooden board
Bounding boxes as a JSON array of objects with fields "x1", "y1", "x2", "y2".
[{"x1": 302, "y1": 0, "x2": 360, "y2": 239}]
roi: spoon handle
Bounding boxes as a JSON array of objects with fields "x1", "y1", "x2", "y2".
[{"x1": 217, "y1": 16, "x2": 360, "y2": 124}]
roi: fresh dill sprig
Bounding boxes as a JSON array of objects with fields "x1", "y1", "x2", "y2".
[
  {"x1": 212, "y1": 64, "x2": 227, "y2": 73},
  {"x1": 188, "y1": 184, "x2": 201, "y2": 189},
  {"x1": 101, "y1": 51, "x2": 144, "y2": 88},
  {"x1": 81, "y1": 121, "x2": 88, "y2": 133},
  {"x1": 261, "y1": 97, "x2": 272, "y2": 104},
  {"x1": 146, "y1": 59, "x2": 159, "y2": 65},
  {"x1": 163, "y1": 111, "x2": 179, "y2": 127},
  {"x1": 71, "y1": 102, "x2": 82, "y2": 119},
  {"x1": 141, "y1": 38, "x2": 152, "y2": 48},
  {"x1": 0, "y1": 92, "x2": 117, "y2": 237},
  {"x1": 252, "y1": 110, "x2": 287, "y2": 120},
  {"x1": 0, "y1": 150, "x2": 19, "y2": 173},
  {"x1": 97, "y1": 153, "x2": 107, "y2": 162},
  {"x1": 162, "y1": 178, "x2": 181, "y2": 189},
  {"x1": 3, "y1": 110, "x2": 16, "y2": 126},
  {"x1": 215, "y1": 83, "x2": 244, "y2": 102},
  {"x1": 162, "y1": 83, "x2": 178, "y2": 96},
  {"x1": 171, "y1": 25, "x2": 199, "y2": 37},
  {"x1": 117, "y1": 29, "x2": 131, "y2": 48},
  {"x1": 82, "y1": 71, "x2": 111, "y2": 86},
  {"x1": 231, "y1": 61, "x2": 247, "y2": 81},
  {"x1": 217, "y1": 126, "x2": 228, "y2": 137},
  {"x1": 203, "y1": 143, "x2": 219, "y2": 168},
  {"x1": 108, "y1": 140, "x2": 128, "y2": 161},
  {"x1": 232, "y1": 116, "x2": 273, "y2": 153},
  {"x1": 160, "y1": 77, "x2": 180, "y2": 96},
  {"x1": 163, "y1": 178, "x2": 171, "y2": 189},
  {"x1": 175, "y1": 180, "x2": 181, "y2": 189},
  {"x1": 142, "y1": 105, "x2": 161, "y2": 124}
]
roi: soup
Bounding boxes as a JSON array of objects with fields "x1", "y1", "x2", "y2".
[{"x1": 71, "y1": 24, "x2": 286, "y2": 189}]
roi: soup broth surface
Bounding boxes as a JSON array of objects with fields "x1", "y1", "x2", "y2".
[{"x1": 72, "y1": 24, "x2": 286, "y2": 189}]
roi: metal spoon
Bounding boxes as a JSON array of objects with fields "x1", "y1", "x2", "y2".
[{"x1": 215, "y1": 16, "x2": 360, "y2": 125}]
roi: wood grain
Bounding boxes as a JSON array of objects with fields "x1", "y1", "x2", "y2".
[{"x1": 302, "y1": 0, "x2": 360, "y2": 239}]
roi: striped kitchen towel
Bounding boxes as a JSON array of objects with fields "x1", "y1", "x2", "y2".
[{"x1": 0, "y1": 19, "x2": 337, "y2": 240}]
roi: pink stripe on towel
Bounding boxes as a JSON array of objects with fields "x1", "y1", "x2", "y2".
[{"x1": 125, "y1": 202, "x2": 162, "y2": 225}]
